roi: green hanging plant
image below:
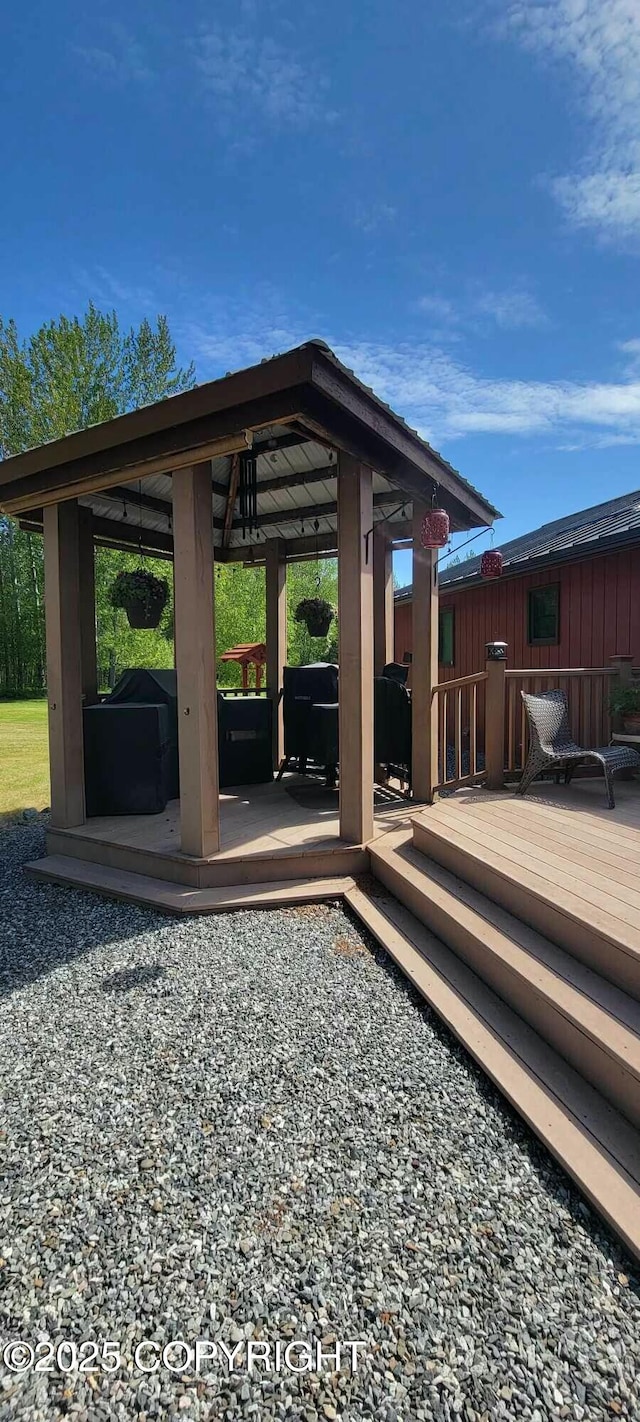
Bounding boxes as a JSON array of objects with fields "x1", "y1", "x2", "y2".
[
  {"x1": 108, "y1": 569, "x2": 169, "y2": 630},
  {"x1": 294, "y1": 597, "x2": 335, "y2": 639}
]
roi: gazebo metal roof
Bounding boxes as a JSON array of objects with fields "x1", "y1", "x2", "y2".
[{"x1": 0, "y1": 340, "x2": 500, "y2": 562}]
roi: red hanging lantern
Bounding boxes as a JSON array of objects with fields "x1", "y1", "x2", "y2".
[
  {"x1": 480, "y1": 548, "x2": 503, "y2": 579},
  {"x1": 421, "y1": 507, "x2": 450, "y2": 549}
]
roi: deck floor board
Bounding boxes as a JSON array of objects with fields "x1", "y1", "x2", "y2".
[{"x1": 411, "y1": 780, "x2": 640, "y2": 969}]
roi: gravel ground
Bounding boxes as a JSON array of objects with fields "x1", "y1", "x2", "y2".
[{"x1": 0, "y1": 823, "x2": 638, "y2": 1422}]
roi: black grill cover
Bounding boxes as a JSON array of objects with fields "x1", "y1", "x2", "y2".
[
  {"x1": 218, "y1": 695, "x2": 273, "y2": 788},
  {"x1": 104, "y1": 669, "x2": 274, "y2": 797},
  {"x1": 107, "y1": 669, "x2": 179, "y2": 796},
  {"x1": 84, "y1": 703, "x2": 171, "y2": 815},
  {"x1": 282, "y1": 664, "x2": 339, "y2": 759},
  {"x1": 375, "y1": 676, "x2": 411, "y2": 779},
  {"x1": 308, "y1": 702, "x2": 339, "y2": 767}
]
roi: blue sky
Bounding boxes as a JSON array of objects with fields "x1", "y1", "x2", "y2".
[{"x1": 2, "y1": 0, "x2": 640, "y2": 585}]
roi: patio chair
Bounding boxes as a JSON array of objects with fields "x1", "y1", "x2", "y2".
[{"x1": 517, "y1": 689, "x2": 640, "y2": 810}]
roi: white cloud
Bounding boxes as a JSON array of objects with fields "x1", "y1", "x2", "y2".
[
  {"x1": 474, "y1": 288, "x2": 548, "y2": 329},
  {"x1": 183, "y1": 311, "x2": 640, "y2": 447},
  {"x1": 350, "y1": 202, "x2": 397, "y2": 233},
  {"x1": 363, "y1": 347, "x2": 640, "y2": 441},
  {"x1": 505, "y1": 0, "x2": 640, "y2": 239},
  {"x1": 416, "y1": 295, "x2": 457, "y2": 322},
  {"x1": 416, "y1": 285, "x2": 547, "y2": 332},
  {"x1": 75, "y1": 267, "x2": 157, "y2": 312},
  {"x1": 73, "y1": 23, "x2": 152, "y2": 85},
  {"x1": 336, "y1": 339, "x2": 640, "y2": 444},
  {"x1": 193, "y1": 29, "x2": 334, "y2": 128}
]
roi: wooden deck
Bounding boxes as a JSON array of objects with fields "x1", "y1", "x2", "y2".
[
  {"x1": 367, "y1": 775, "x2": 640, "y2": 1261},
  {"x1": 414, "y1": 778, "x2": 640, "y2": 996},
  {"x1": 40, "y1": 777, "x2": 417, "y2": 889}
]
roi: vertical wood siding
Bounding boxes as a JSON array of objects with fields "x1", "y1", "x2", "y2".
[{"x1": 394, "y1": 547, "x2": 640, "y2": 679}]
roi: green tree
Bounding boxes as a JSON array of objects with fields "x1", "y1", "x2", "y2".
[
  {"x1": 211, "y1": 556, "x2": 339, "y2": 683},
  {"x1": 0, "y1": 304, "x2": 195, "y2": 696}
]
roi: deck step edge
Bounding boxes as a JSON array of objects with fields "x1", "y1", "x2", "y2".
[
  {"x1": 370, "y1": 838, "x2": 640, "y2": 1075},
  {"x1": 345, "y1": 883, "x2": 640, "y2": 1263},
  {"x1": 26, "y1": 856, "x2": 354, "y2": 914}
]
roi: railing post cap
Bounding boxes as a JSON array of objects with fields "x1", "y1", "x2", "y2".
[{"x1": 486, "y1": 640, "x2": 508, "y2": 661}]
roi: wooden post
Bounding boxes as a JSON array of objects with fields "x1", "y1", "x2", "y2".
[
  {"x1": 266, "y1": 537, "x2": 287, "y2": 768},
  {"x1": 43, "y1": 500, "x2": 85, "y2": 827},
  {"x1": 485, "y1": 642, "x2": 508, "y2": 790},
  {"x1": 411, "y1": 503, "x2": 439, "y2": 802},
  {"x1": 172, "y1": 463, "x2": 220, "y2": 858},
  {"x1": 78, "y1": 507, "x2": 98, "y2": 705},
  {"x1": 610, "y1": 653, "x2": 634, "y2": 686},
  {"x1": 338, "y1": 454, "x2": 374, "y2": 844},
  {"x1": 373, "y1": 528, "x2": 394, "y2": 675}
]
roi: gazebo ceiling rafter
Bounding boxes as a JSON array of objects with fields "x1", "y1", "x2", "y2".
[{"x1": 229, "y1": 489, "x2": 406, "y2": 533}]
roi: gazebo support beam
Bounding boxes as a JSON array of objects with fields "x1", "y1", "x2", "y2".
[
  {"x1": 338, "y1": 454, "x2": 374, "y2": 845},
  {"x1": 78, "y1": 507, "x2": 98, "y2": 705},
  {"x1": 373, "y1": 527, "x2": 394, "y2": 675},
  {"x1": 265, "y1": 538, "x2": 287, "y2": 768},
  {"x1": 43, "y1": 500, "x2": 85, "y2": 828},
  {"x1": 411, "y1": 502, "x2": 439, "y2": 802},
  {"x1": 172, "y1": 463, "x2": 220, "y2": 857}
]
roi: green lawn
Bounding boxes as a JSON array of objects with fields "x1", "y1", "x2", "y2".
[{"x1": 0, "y1": 700, "x2": 50, "y2": 818}]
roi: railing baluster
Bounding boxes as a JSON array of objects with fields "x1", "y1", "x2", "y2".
[
  {"x1": 471, "y1": 682, "x2": 477, "y2": 776},
  {"x1": 456, "y1": 687, "x2": 463, "y2": 781}
]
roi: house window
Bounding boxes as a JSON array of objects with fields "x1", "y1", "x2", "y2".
[
  {"x1": 439, "y1": 607, "x2": 455, "y2": 666},
  {"x1": 528, "y1": 585, "x2": 560, "y2": 645}
]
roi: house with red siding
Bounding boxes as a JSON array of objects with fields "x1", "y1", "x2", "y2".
[{"x1": 394, "y1": 489, "x2": 640, "y2": 680}]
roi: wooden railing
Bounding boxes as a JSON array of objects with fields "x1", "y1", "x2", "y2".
[
  {"x1": 432, "y1": 669, "x2": 488, "y2": 792},
  {"x1": 430, "y1": 647, "x2": 634, "y2": 797},
  {"x1": 504, "y1": 667, "x2": 617, "y2": 775}
]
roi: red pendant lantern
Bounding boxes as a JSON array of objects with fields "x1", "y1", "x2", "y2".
[
  {"x1": 480, "y1": 548, "x2": 503, "y2": 579},
  {"x1": 421, "y1": 507, "x2": 450, "y2": 549}
]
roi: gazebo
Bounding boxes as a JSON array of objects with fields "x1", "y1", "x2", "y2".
[
  {"x1": 219, "y1": 642, "x2": 267, "y2": 691},
  {"x1": 0, "y1": 340, "x2": 498, "y2": 907}
]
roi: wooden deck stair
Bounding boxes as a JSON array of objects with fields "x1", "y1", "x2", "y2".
[
  {"x1": 412, "y1": 800, "x2": 640, "y2": 1000},
  {"x1": 364, "y1": 811, "x2": 640, "y2": 1262}
]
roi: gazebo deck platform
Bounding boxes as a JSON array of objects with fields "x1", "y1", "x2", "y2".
[{"x1": 36, "y1": 777, "x2": 417, "y2": 892}]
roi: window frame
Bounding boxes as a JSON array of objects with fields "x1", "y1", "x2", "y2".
[
  {"x1": 527, "y1": 583, "x2": 560, "y2": 647},
  {"x1": 438, "y1": 606, "x2": 455, "y2": 666}
]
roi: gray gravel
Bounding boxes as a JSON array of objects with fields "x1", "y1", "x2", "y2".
[{"x1": 0, "y1": 822, "x2": 638, "y2": 1422}]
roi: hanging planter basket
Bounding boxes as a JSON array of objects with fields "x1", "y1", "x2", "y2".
[
  {"x1": 294, "y1": 597, "x2": 335, "y2": 639},
  {"x1": 108, "y1": 570, "x2": 169, "y2": 630}
]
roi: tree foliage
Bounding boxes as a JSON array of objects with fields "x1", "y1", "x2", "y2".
[
  {"x1": 0, "y1": 303, "x2": 341, "y2": 699},
  {"x1": 0, "y1": 306, "x2": 194, "y2": 696},
  {"x1": 0, "y1": 305, "x2": 194, "y2": 456}
]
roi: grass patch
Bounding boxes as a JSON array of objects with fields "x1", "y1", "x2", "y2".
[{"x1": 0, "y1": 700, "x2": 50, "y2": 818}]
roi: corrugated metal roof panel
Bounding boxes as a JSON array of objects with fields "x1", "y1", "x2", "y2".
[{"x1": 82, "y1": 432, "x2": 408, "y2": 545}]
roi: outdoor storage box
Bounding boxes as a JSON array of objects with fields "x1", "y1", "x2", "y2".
[
  {"x1": 218, "y1": 694, "x2": 273, "y2": 788},
  {"x1": 83, "y1": 702, "x2": 171, "y2": 815}
]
